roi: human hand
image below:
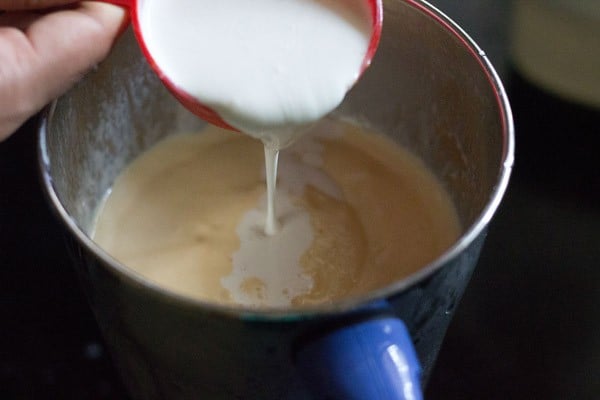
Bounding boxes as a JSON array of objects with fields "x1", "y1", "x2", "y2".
[{"x1": 0, "y1": 1, "x2": 127, "y2": 141}]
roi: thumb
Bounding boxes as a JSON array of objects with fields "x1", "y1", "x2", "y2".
[{"x1": 0, "y1": 1, "x2": 80, "y2": 10}]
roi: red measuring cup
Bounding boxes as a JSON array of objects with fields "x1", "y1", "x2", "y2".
[{"x1": 99, "y1": 0, "x2": 383, "y2": 131}]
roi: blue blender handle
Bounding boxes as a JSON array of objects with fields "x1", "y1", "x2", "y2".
[{"x1": 296, "y1": 316, "x2": 422, "y2": 400}]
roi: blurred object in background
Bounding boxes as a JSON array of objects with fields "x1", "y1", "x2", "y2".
[
  {"x1": 508, "y1": 0, "x2": 599, "y2": 202},
  {"x1": 428, "y1": 1, "x2": 600, "y2": 399},
  {"x1": 511, "y1": 0, "x2": 600, "y2": 109}
]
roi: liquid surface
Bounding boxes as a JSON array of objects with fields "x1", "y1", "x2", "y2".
[
  {"x1": 92, "y1": 119, "x2": 461, "y2": 308},
  {"x1": 138, "y1": 0, "x2": 372, "y2": 148}
]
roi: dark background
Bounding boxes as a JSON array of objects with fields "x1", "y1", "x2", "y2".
[{"x1": 1, "y1": 1, "x2": 599, "y2": 399}]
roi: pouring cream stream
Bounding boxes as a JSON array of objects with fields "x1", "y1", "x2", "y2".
[{"x1": 137, "y1": 0, "x2": 374, "y2": 235}]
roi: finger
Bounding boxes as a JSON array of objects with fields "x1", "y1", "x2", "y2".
[
  {"x1": 27, "y1": 2, "x2": 127, "y2": 99},
  {"x1": 0, "y1": 3, "x2": 127, "y2": 140},
  {"x1": 0, "y1": 0, "x2": 79, "y2": 11}
]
